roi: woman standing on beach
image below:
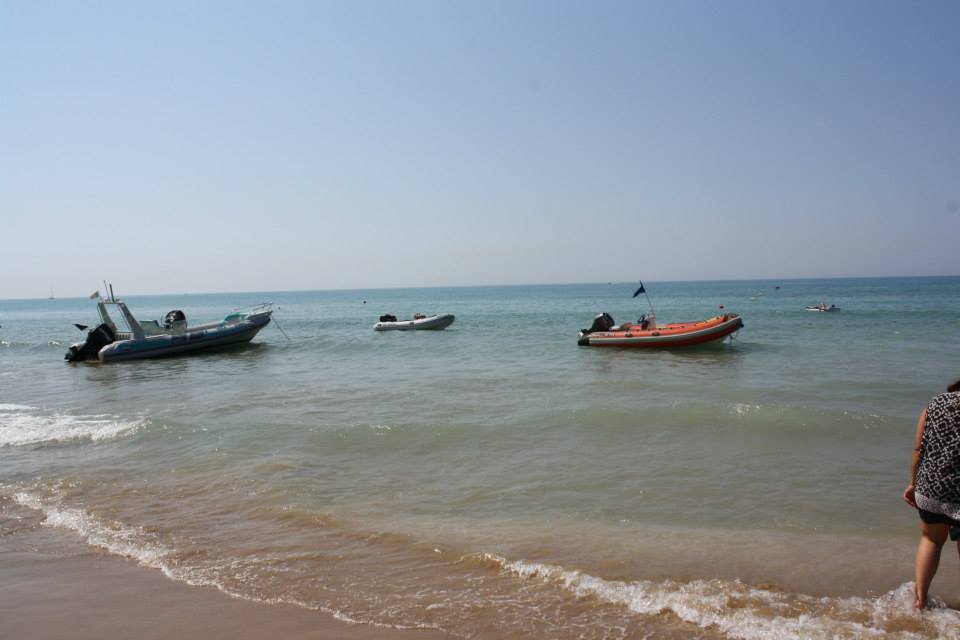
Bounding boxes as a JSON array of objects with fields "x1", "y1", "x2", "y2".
[{"x1": 904, "y1": 378, "x2": 960, "y2": 609}]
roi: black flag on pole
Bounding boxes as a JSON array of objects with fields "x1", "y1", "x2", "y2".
[{"x1": 632, "y1": 282, "x2": 646, "y2": 298}]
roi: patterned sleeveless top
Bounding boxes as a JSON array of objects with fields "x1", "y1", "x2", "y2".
[{"x1": 915, "y1": 392, "x2": 960, "y2": 519}]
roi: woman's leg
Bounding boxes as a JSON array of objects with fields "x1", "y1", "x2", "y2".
[{"x1": 915, "y1": 521, "x2": 950, "y2": 609}]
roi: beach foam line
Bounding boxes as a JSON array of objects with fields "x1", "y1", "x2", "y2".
[
  {"x1": 482, "y1": 553, "x2": 960, "y2": 640},
  {"x1": 0, "y1": 405, "x2": 147, "y2": 446},
  {"x1": 723, "y1": 402, "x2": 891, "y2": 425},
  {"x1": 7, "y1": 489, "x2": 245, "y2": 589},
  {"x1": 10, "y1": 491, "x2": 172, "y2": 570},
  {"x1": 0, "y1": 403, "x2": 36, "y2": 412},
  {"x1": 10, "y1": 487, "x2": 956, "y2": 638},
  {"x1": 7, "y1": 490, "x2": 441, "y2": 633}
]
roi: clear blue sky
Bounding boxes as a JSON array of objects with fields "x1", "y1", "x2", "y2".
[{"x1": 2, "y1": 0, "x2": 958, "y2": 297}]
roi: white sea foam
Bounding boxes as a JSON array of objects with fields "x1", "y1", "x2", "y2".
[
  {"x1": 486, "y1": 554, "x2": 960, "y2": 640},
  {"x1": 0, "y1": 405, "x2": 147, "y2": 446},
  {"x1": 11, "y1": 491, "x2": 172, "y2": 570},
  {"x1": 7, "y1": 489, "x2": 227, "y2": 590},
  {"x1": 6, "y1": 490, "x2": 422, "y2": 632},
  {"x1": 729, "y1": 403, "x2": 761, "y2": 416},
  {"x1": 11, "y1": 483, "x2": 956, "y2": 638}
]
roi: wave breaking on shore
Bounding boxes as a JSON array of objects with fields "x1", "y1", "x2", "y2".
[
  {"x1": 486, "y1": 553, "x2": 960, "y2": 639},
  {"x1": 0, "y1": 404, "x2": 147, "y2": 447},
  {"x1": 6, "y1": 488, "x2": 959, "y2": 639}
]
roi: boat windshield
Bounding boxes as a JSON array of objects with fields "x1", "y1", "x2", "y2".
[{"x1": 98, "y1": 302, "x2": 138, "y2": 337}]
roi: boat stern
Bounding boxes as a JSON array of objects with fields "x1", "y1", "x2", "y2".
[{"x1": 64, "y1": 324, "x2": 117, "y2": 362}]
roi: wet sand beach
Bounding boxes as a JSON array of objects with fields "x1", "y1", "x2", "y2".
[{"x1": 5, "y1": 513, "x2": 960, "y2": 640}]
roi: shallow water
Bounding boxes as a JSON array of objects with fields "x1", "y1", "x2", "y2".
[{"x1": 2, "y1": 278, "x2": 960, "y2": 638}]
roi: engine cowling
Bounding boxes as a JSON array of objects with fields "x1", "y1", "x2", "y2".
[{"x1": 65, "y1": 323, "x2": 117, "y2": 362}]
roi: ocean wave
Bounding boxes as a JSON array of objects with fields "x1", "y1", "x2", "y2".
[
  {"x1": 0, "y1": 405, "x2": 147, "y2": 446},
  {"x1": 10, "y1": 491, "x2": 172, "y2": 569},
  {"x1": 7, "y1": 488, "x2": 224, "y2": 589},
  {"x1": 0, "y1": 403, "x2": 35, "y2": 412},
  {"x1": 729, "y1": 403, "x2": 761, "y2": 416},
  {"x1": 484, "y1": 554, "x2": 960, "y2": 639},
  {"x1": 558, "y1": 402, "x2": 894, "y2": 431},
  {"x1": 9, "y1": 485, "x2": 957, "y2": 638},
  {"x1": 7, "y1": 490, "x2": 433, "y2": 633}
]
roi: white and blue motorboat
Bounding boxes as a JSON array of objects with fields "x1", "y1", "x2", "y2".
[
  {"x1": 66, "y1": 289, "x2": 273, "y2": 362},
  {"x1": 373, "y1": 313, "x2": 455, "y2": 331}
]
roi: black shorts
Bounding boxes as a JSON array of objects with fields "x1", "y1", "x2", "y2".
[{"x1": 918, "y1": 508, "x2": 960, "y2": 527}]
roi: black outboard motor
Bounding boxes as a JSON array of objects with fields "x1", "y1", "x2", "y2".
[
  {"x1": 582, "y1": 312, "x2": 615, "y2": 335},
  {"x1": 163, "y1": 309, "x2": 187, "y2": 329},
  {"x1": 65, "y1": 323, "x2": 117, "y2": 362},
  {"x1": 379, "y1": 314, "x2": 398, "y2": 323}
]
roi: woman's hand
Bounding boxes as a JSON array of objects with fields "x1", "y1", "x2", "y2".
[{"x1": 903, "y1": 483, "x2": 917, "y2": 508}]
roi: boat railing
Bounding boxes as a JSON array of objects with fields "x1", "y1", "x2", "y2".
[
  {"x1": 248, "y1": 302, "x2": 273, "y2": 314},
  {"x1": 223, "y1": 302, "x2": 273, "y2": 323}
]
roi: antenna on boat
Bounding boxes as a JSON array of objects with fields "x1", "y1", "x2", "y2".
[{"x1": 109, "y1": 283, "x2": 116, "y2": 302}]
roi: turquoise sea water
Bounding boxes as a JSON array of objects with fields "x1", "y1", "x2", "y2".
[{"x1": 2, "y1": 277, "x2": 960, "y2": 638}]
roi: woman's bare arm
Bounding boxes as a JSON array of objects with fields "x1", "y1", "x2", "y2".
[{"x1": 903, "y1": 409, "x2": 927, "y2": 507}]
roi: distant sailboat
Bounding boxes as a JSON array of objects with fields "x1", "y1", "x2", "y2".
[{"x1": 48, "y1": 288, "x2": 55, "y2": 300}]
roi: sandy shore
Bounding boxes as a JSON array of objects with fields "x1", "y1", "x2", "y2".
[
  {"x1": 0, "y1": 531, "x2": 449, "y2": 640},
  {"x1": 4, "y1": 515, "x2": 960, "y2": 639}
]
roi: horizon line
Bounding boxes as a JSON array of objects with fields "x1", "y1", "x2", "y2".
[{"x1": 3, "y1": 273, "x2": 959, "y2": 302}]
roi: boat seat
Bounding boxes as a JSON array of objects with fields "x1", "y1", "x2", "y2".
[{"x1": 139, "y1": 320, "x2": 166, "y2": 336}]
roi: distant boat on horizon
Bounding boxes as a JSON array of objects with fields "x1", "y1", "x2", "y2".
[{"x1": 805, "y1": 303, "x2": 840, "y2": 312}]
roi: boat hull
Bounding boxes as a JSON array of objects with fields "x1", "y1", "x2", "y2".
[
  {"x1": 578, "y1": 314, "x2": 743, "y2": 348},
  {"x1": 97, "y1": 312, "x2": 271, "y2": 362},
  {"x1": 373, "y1": 314, "x2": 455, "y2": 331}
]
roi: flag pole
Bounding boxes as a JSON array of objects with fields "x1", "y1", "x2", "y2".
[
  {"x1": 633, "y1": 281, "x2": 655, "y2": 319},
  {"x1": 643, "y1": 288, "x2": 656, "y2": 318}
]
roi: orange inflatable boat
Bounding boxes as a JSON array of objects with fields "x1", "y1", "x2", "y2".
[{"x1": 577, "y1": 312, "x2": 743, "y2": 347}]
